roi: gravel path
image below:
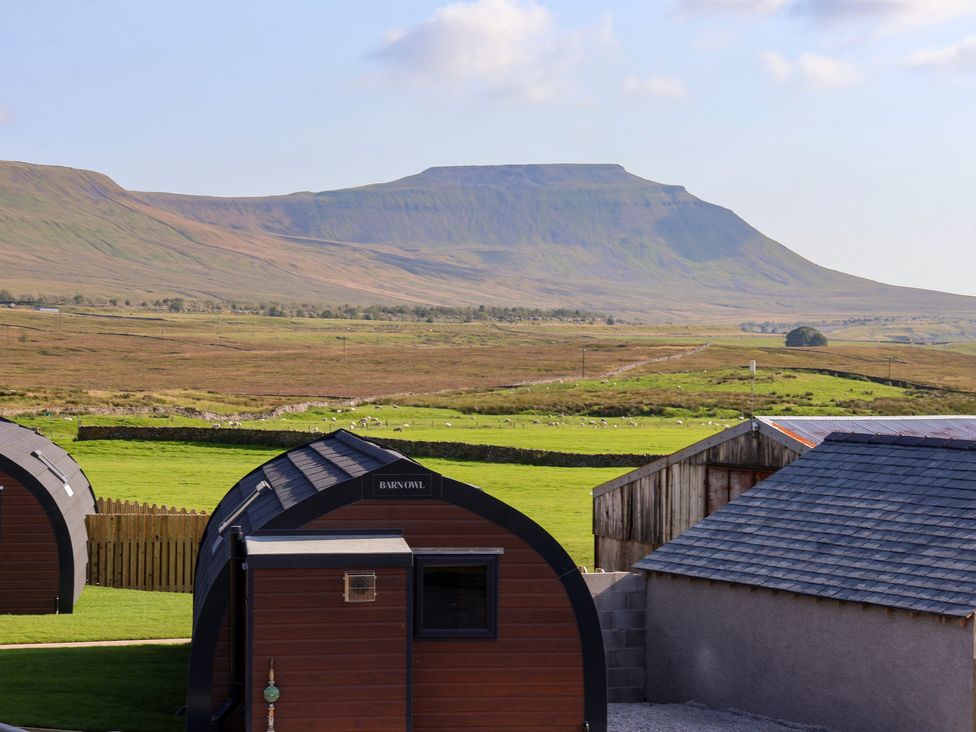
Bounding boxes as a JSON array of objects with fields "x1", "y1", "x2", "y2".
[{"x1": 609, "y1": 703, "x2": 835, "y2": 732}]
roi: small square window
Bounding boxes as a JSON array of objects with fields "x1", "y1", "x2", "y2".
[
  {"x1": 344, "y1": 572, "x2": 377, "y2": 603},
  {"x1": 415, "y1": 554, "x2": 498, "y2": 639}
]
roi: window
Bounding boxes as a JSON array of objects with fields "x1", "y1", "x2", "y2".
[{"x1": 414, "y1": 552, "x2": 500, "y2": 639}]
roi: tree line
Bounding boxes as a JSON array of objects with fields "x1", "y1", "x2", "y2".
[{"x1": 0, "y1": 290, "x2": 611, "y2": 324}]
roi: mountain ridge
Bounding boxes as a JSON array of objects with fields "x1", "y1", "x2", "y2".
[{"x1": 1, "y1": 160, "x2": 972, "y2": 321}]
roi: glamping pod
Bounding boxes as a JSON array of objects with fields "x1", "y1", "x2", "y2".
[
  {"x1": 188, "y1": 430, "x2": 606, "y2": 732},
  {"x1": 0, "y1": 418, "x2": 96, "y2": 614}
]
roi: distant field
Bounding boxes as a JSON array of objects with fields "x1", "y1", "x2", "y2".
[
  {"x1": 5, "y1": 310, "x2": 976, "y2": 414},
  {"x1": 399, "y1": 368, "x2": 914, "y2": 417},
  {"x1": 0, "y1": 308, "x2": 699, "y2": 402}
]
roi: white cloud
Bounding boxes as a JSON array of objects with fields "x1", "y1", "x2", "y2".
[
  {"x1": 370, "y1": 0, "x2": 613, "y2": 103},
  {"x1": 678, "y1": 0, "x2": 976, "y2": 26},
  {"x1": 909, "y1": 35, "x2": 976, "y2": 71},
  {"x1": 678, "y1": 0, "x2": 788, "y2": 13},
  {"x1": 759, "y1": 51, "x2": 793, "y2": 81},
  {"x1": 793, "y1": 0, "x2": 976, "y2": 27},
  {"x1": 798, "y1": 52, "x2": 862, "y2": 87},
  {"x1": 622, "y1": 75, "x2": 688, "y2": 98}
]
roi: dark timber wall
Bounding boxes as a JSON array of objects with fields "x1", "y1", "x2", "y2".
[
  {"x1": 248, "y1": 566, "x2": 410, "y2": 731},
  {"x1": 0, "y1": 475, "x2": 59, "y2": 613},
  {"x1": 306, "y1": 500, "x2": 585, "y2": 731}
]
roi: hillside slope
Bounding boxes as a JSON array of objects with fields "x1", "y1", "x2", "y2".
[{"x1": 2, "y1": 160, "x2": 973, "y2": 320}]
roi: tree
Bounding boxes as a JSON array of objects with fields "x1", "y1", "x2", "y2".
[{"x1": 785, "y1": 326, "x2": 828, "y2": 347}]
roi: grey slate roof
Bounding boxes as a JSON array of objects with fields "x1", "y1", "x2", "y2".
[
  {"x1": 759, "y1": 415, "x2": 976, "y2": 448},
  {"x1": 0, "y1": 418, "x2": 97, "y2": 606},
  {"x1": 635, "y1": 432, "x2": 976, "y2": 618},
  {"x1": 193, "y1": 429, "x2": 410, "y2": 624}
]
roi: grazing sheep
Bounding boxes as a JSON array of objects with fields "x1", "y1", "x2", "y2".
[
  {"x1": 444, "y1": 422, "x2": 453, "y2": 428},
  {"x1": 212, "y1": 423, "x2": 221, "y2": 429}
]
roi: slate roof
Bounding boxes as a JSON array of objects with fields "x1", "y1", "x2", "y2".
[
  {"x1": 193, "y1": 429, "x2": 410, "y2": 624},
  {"x1": 759, "y1": 415, "x2": 976, "y2": 448},
  {"x1": 635, "y1": 432, "x2": 976, "y2": 617},
  {"x1": 0, "y1": 418, "x2": 97, "y2": 606}
]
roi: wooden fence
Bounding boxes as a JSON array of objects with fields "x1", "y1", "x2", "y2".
[{"x1": 86, "y1": 499, "x2": 210, "y2": 593}]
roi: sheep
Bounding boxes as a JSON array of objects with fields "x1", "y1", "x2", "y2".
[
  {"x1": 444, "y1": 422, "x2": 453, "y2": 428},
  {"x1": 212, "y1": 423, "x2": 221, "y2": 429}
]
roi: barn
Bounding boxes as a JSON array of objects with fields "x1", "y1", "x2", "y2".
[
  {"x1": 636, "y1": 432, "x2": 976, "y2": 732},
  {"x1": 0, "y1": 418, "x2": 96, "y2": 614},
  {"x1": 592, "y1": 415, "x2": 976, "y2": 571},
  {"x1": 187, "y1": 429, "x2": 606, "y2": 732}
]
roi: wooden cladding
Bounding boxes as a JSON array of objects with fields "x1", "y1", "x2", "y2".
[
  {"x1": 249, "y1": 566, "x2": 410, "y2": 732},
  {"x1": 86, "y1": 510, "x2": 209, "y2": 593},
  {"x1": 705, "y1": 466, "x2": 775, "y2": 514},
  {"x1": 0, "y1": 476, "x2": 59, "y2": 614},
  {"x1": 304, "y1": 500, "x2": 586, "y2": 731}
]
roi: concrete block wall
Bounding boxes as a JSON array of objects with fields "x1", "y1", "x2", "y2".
[{"x1": 583, "y1": 571, "x2": 646, "y2": 702}]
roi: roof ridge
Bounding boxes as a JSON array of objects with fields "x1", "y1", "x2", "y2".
[{"x1": 824, "y1": 432, "x2": 976, "y2": 450}]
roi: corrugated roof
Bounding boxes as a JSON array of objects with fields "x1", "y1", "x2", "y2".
[
  {"x1": 758, "y1": 415, "x2": 976, "y2": 448},
  {"x1": 0, "y1": 418, "x2": 97, "y2": 606},
  {"x1": 193, "y1": 429, "x2": 409, "y2": 625},
  {"x1": 635, "y1": 432, "x2": 976, "y2": 618}
]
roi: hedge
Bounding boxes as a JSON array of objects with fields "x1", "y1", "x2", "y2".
[{"x1": 75, "y1": 426, "x2": 656, "y2": 468}]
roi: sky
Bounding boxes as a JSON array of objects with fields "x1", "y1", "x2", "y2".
[{"x1": 2, "y1": 0, "x2": 975, "y2": 296}]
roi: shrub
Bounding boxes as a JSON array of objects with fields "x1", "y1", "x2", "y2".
[{"x1": 785, "y1": 326, "x2": 828, "y2": 347}]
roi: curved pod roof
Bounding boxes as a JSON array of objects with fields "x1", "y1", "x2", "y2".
[
  {"x1": 0, "y1": 418, "x2": 96, "y2": 612},
  {"x1": 188, "y1": 429, "x2": 606, "y2": 731}
]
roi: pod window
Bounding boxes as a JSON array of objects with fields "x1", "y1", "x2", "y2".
[{"x1": 415, "y1": 554, "x2": 499, "y2": 639}]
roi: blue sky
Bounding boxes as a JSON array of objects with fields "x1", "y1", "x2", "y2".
[{"x1": 2, "y1": 0, "x2": 975, "y2": 296}]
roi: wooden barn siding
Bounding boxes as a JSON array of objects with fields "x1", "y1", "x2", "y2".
[
  {"x1": 307, "y1": 500, "x2": 586, "y2": 732},
  {"x1": 0, "y1": 473, "x2": 60, "y2": 613},
  {"x1": 594, "y1": 431, "x2": 801, "y2": 571},
  {"x1": 249, "y1": 567, "x2": 409, "y2": 731}
]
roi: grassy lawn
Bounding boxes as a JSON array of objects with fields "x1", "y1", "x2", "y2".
[
  {"x1": 422, "y1": 459, "x2": 627, "y2": 567},
  {"x1": 0, "y1": 644, "x2": 188, "y2": 732},
  {"x1": 0, "y1": 586, "x2": 191, "y2": 644},
  {"x1": 69, "y1": 440, "x2": 282, "y2": 510}
]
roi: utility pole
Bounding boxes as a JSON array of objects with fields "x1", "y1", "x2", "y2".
[
  {"x1": 580, "y1": 347, "x2": 586, "y2": 379},
  {"x1": 887, "y1": 355, "x2": 892, "y2": 382},
  {"x1": 337, "y1": 336, "x2": 347, "y2": 364}
]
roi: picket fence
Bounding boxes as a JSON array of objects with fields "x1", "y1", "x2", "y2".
[{"x1": 86, "y1": 498, "x2": 211, "y2": 593}]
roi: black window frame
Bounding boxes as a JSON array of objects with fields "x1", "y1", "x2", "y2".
[{"x1": 414, "y1": 552, "x2": 500, "y2": 640}]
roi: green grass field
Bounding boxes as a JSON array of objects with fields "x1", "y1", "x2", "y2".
[
  {"x1": 0, "y1": 586, "x2": 191, "y2": 644},
  {"x1": 421, "y1": 459, "x2": 625, "y2": 566},
  {"x1": 69, "y1": 439, "x2": 283, "y2": 510},
  {"x1": 0, "y1": 644, "x2": 188, "y2": 732},
  {"x1": 66, "y1": 440, "x2": 626, "y2": 566}
]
